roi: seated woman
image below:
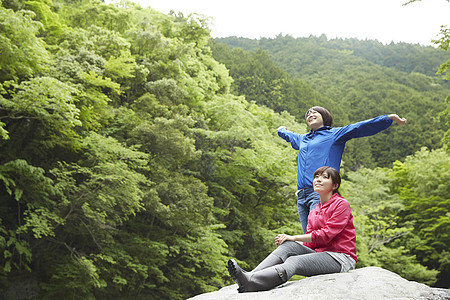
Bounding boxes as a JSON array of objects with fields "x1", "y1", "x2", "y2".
[{"x1": 227, "y1": 166, "x2": 357, "y2": 293}]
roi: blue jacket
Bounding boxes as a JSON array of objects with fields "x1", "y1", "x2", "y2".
[{"x1": 278, "y1": 115, "x2": 393, "y2": 189}]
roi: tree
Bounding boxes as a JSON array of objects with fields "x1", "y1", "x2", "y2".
[
  {"x1": 433, "y1": 25, "x2": 450, "y2": 147},
  {"x1": 341, "y1": 167, "x2": 437, "y2": 285},
  {"x1": 0, "y1": 6, "x2": 51, "y2": 82},
  {"x1": 0, "y1": 77, "x2": 82, "y2": 155},
  {"x1": 392, "y1": 148, "x2": 450, "y2": 287}
]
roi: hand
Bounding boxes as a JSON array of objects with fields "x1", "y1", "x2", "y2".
[
  {"x1": 277, "y1": 126, "x2": 287, "y2": 132},
  {"x1": 275, "y1": 234, "x2": 291, "y2": 246},
  {"x1": 388, "y1": 114, "x2": 407, "y2": 125}
]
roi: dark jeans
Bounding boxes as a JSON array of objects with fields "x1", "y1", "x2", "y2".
[{"x1": 296, "y1": 187, "x2": 320, "y2": 233}]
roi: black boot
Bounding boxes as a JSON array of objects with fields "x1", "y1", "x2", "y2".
[
  {"x1": 227, "y1": 259, "x2": 248, "y2": 292},
  {"x1": 228, "y1": 259, "x2": 287, "y2": 293},
  {"x1": 251, "y1": 254, "x2": 283, "y2": 272}
]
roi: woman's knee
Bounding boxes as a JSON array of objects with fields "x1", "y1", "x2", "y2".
[
  {"x1": 272, "y1": 241, "x2": 307, "y2": 260},
  {"x1": 272, "y1": 241, "x2": 294, "y2": 259}
]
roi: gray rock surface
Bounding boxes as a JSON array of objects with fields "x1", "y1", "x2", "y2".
[{"x1": 188, "y1": 267, "x2": 450, "y2": 300}]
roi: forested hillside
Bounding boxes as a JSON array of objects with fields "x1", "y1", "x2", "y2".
[
  {"x1": 0, "y1": 0, "x2": 449, "y2": 299},
  {"x1": 213, "y1": 35, "x2": 450, "y2": 171}
]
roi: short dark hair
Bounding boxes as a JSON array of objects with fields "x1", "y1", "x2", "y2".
[
  {"x1": 305, "y1": 106, "x2": 333, "y2": 127},
  {"x1": 313, "y1": 166, "x2": 341, "y2": 195}
]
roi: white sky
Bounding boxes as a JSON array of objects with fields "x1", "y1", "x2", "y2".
[{"x1": 129, "y1": 0, "x2": 450, "y2": 46}]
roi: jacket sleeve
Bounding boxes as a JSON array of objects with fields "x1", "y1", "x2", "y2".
[
  {"x1": 277, "y1": 127, "x2": 302, "y2": 150},
  {"x1": 310, "y1": 200, "x2": 351, "y2": 245},
  {"x1": 334, "y1": 115, "x2": 393, "y2": 143},
  {"x1": 302, "y1": 221, "x2": 317, "y2": 249}
]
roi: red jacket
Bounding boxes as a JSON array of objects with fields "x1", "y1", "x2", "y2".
[{"x1": 303, "y1": 193, "x2": 357, "y2": 262}]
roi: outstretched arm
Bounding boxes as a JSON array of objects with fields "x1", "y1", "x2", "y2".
[
  {"x1": 277, "y1": 126, "x2": 301, "y2": 150},
  {"x1": 388, "y1": 114, "x2": 407, "y2": 125}
]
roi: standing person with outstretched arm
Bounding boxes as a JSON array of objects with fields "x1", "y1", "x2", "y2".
[{"x1": 277, "y1": 106, "x2": 407, "y2": 233}]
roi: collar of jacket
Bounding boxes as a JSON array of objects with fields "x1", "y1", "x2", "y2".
[
  {"x1": 319, "y1": 193, "x2": 341, "y2": 209},
  {"x1": 307, "y1": 126, "x2": 332, "y2": 137}
]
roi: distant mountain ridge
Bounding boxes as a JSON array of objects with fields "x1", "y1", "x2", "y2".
[{"x1": 215, "y1": 35, "x2": 450, "y2": 77}]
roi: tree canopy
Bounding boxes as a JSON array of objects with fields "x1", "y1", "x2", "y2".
[{"x1": 0, "y1": 0, "x2": 449, "y2": 298}]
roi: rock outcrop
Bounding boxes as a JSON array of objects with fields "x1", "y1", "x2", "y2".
[{"x1": 188, "y1": 267, "x2": 450, "y2": 300}]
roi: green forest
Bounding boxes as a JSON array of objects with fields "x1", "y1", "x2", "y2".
[{"x1": 0, "y1": 0, "x2": 449, "y2": 299}]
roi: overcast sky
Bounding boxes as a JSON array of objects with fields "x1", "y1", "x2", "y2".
[{"x1": 130, "y1": 0, "x2": 450, "y2": 46}]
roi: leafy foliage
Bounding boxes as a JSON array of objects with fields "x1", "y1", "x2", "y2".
[
  {"x1": 0, "y1": 5, "x2": 51, "y2": 81},
  {"x1": 433, "y1": 25, "x2": 450, "y2": 147},
  {"x1": 0, "y1": 0, "x2": 449, "y2": 298},
  {"x1": 391, "y1": 148, "x2": 450, "y2": 287}
]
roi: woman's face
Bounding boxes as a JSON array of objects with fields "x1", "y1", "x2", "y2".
[
  {"x1": 305, "y1": 110, "x2": 324, "y2": 131},
  {"x1": 313, "y1": 171, "x2": 337, "y2": 195}
]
